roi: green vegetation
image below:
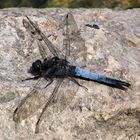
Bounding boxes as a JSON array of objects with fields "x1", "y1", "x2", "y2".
[
  {"x1": 0, "y1": 0, "x2": 140, "y2": 9},
  {"x1": 48, "y1": 0, "x2": 140, "y2": 9},
  {"x1": 47, "y1": 0, "x2": 69, "y2": 7}
]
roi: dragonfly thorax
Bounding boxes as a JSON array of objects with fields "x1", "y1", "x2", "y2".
[{"x1": 28, "y1": 57, "x2": 70, "y2": 78}]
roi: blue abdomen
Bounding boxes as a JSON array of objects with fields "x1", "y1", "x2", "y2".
[{"x1": 74, "y1": 67, "x2": 130, "y2": 89}]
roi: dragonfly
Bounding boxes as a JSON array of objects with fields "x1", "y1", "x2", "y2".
[{"x1": 13, "y1": 13, "x2": 130, "y2": 133}]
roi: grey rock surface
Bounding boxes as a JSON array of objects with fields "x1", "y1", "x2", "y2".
[{"x1": 0, "y1": 8, "x2": 140, "y2": 140}]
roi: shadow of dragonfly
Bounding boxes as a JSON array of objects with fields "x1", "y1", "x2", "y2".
[{"x1": 13, "y1": 13, "x2": 130, "y2": 133}]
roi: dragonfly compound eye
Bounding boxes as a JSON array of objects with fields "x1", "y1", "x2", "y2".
[
  {"x1": 32, "y1": 60, "x2": 42, "y2": 72},
  {"x1": 32, "y1": 60, "x2": 42, "y2": 69}
]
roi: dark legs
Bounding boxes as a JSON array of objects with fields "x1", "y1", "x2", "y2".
[
  {"x1": 21, "y1": 76, "x2": 40, "y2": 81},
  {"x1": 44, "y1": 78, "x2": 53, "y2": 88},
  {"x1": 22, "y1": 76, "x2": 53, "y2": 89},
  {"x1": 69, "y1": 77, "x2": 88, "y2": 91}
]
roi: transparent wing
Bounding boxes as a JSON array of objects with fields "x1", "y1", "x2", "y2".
[
  {"x1": 54, "y1": 78, "x2": 79, "y2": 111},
  {"x1": 35, "y1": 78, "x2": 63, "y2": 133},
  {"x1": 36, "y1": 39, "x2": 47, "y2": 59},
  {"x1": 61, "y1": 12, "x2": 87, "y2": 65},
  {"x1": 23, "y1": 16, "x2": 63, "y2": 59},
  {"x1": 63, "y1": 14, "x2": 70, "y2": 59},
  {"x1": 35, "y1": 78, "x2": 79, "y2": 133},
  {"x1": 22, "y1": 18, "x2": 47, "y2": 59},
  {"x1": 13, "y1": 78, "x2": 58, "y2": 123}
]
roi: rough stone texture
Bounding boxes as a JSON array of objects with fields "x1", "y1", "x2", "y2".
[{"x1": 0, "y1": 8, "x2": 140, "y2": 140}]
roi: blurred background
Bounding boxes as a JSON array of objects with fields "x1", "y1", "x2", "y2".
[{"x1": 0, "y1": 0, "x2": 140, "y2": 9}]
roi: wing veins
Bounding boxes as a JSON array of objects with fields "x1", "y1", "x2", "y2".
[
  {"x1": 25, "y1": 16, "x2": 61, "y2": 58},
  {"x1": 13, "y1": 79, "x2": 41, "y2": 122},
  {"x1": 35, "y1": 79, "x2": 64, "y2": 133}
]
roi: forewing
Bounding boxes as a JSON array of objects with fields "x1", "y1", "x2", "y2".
[
  {"x1": 22, "y1": 18, "x2": 48, "y2": 59},
  {"x1": 62, "y1": 14, "x2": 70, "y2": 59},
  {"x1": 13, "y1": 78, "x2": 55, "y2": 123},
  {"x1": 61, "y1": 13, "x2": 87, "y2": 65},
  {"x1": 39, "y1": 29, "x2": 64, "y2": 58},
  {"x1": 37, "y1": 39, "x2": 50, "y2": 59},
  {"x1": 23, "y1": 17, "x2": 63, "y2": 59}
]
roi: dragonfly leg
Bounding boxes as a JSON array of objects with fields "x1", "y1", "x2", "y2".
[
  {"x1": 21, "y1": 76, "x2": 40, "y2": 81},
  {"x1": 80, "y1": 65, "x2": 86, "y2": 68},
  {"x1": 69, "y1": 77, "x2": 88, "y2": 91},
  {"x1": 44, "y1": 78, "x2": 53, "y2": 88}
]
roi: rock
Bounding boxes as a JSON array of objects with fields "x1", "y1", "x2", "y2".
[{"x1": 0, "y1": 8, "x2": 140, "y2": 140}]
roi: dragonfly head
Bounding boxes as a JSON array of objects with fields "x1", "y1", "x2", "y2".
[{"x1": 28, "y1": 60, "x2": 43, "y2": 76}]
